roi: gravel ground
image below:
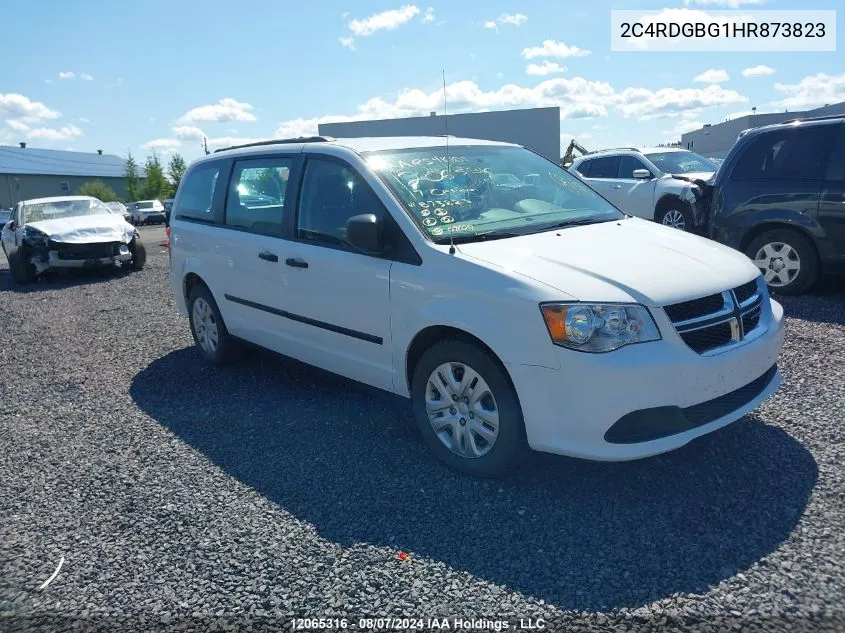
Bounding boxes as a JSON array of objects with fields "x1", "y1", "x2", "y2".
[{"x1": 0, "y1": 227, "x2": 843, "y2": 632}]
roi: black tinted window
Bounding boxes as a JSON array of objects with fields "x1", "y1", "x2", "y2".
[
  {"x1": 175, "y1": 163, "x2": 222, "y2": 218},
  {"x1": 732, "y1": 126, "x2": 835, "y2": 181},
  {"x1": 588, "y1": 156, "x2": 621, "y2": 178},
  {"x1": 296, "y1": 159, "x2": 383, "y2": 247},
  {"x1": 225, "y1": 157, "x2": 293, "y2": 235},
  {"x1": 618, "y1": 155, "x2": 648, "y2": 178},
  {"x1": 575, "y1": 160, "x2": 592, "y2": 177}
]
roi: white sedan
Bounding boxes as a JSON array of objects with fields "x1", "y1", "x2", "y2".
[{"x1": 1, "y1": 195, "x2": 146, "y2": 284}]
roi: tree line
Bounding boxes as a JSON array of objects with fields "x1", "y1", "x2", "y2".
[{"x1": 76, "y1": 151, "x2": 187, "y2": 203}]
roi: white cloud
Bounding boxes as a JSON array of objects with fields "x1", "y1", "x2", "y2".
[
  {"x1": 178, "y1": 98, "x2": 256, "y2": 123},
  {"x1": 339, "y1": 36, "x2": 356, "y2": 50},
  {"x1": 27, "y1": 124, "x2": 83, "y2": 141},
  {"x1": 694, "y1": 69, "x2": 729, "y2": 83},
  {"x1": 616, "y1": 84, "x2": 747, "y2": 120},
  {"x1": 670, "y1": 119, "x2": 704, "y2": 136},
  {"x1": 80, "y1": 73, "x2": 94, "y2": 81},
  {"x1": 172, "y1": 125, "x2": 206, "y2": 141},
  {"x1": 484, "y1": 13, "x2": 527, "y2": 30},
  {"x1": 421, "y1": 7, "x2": 435, "y2": 23},
  {"x1": 5, "y1": 120, "x2": 30, "y2": 132},
  {"x1": 0, "y1": 93, "x2": 61, "y2": 122},
  {"x1": 526, "y1": 61, "x2": 567, "y2": 76},
  {"x1": 348, "y1": 5, "x2": 420, "y2": 37},
  {"x1": 683, "y1": 0, "x2": 763, "y2": 6},
  {"x1": 77, "y1": 117, "x2": 90, "y2": 124},
  {"x1": 58, "y1": 71, "x2": 75, "y2": 79},
  {"x1": 742, "y1": 65, "x2": 775, "y2": 77},
  {"x1": 142, "y1": 138, "x2": 182, "y2": 154},
  {"x1": 773, "y1": 72, "x2": 845, "y2": 110},
  {"x1": 206, "y1": 136, "x2": 269, "y2": 150},
  {"x1": 522, "y1": 40, "x2": 590, "y2": 59}
]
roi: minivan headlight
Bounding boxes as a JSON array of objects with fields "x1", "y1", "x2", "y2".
[{"x1": 540, "y1": 303, "x2": 661, "y2": 352}]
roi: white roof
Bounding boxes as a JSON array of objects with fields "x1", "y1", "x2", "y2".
[{"x1": 20, "y1": 195, "x2": 98, "y2": 205}]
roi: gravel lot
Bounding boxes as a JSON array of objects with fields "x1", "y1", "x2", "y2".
[{"x1": 1, "y1": 226, "x2": 843, "y2": 632}]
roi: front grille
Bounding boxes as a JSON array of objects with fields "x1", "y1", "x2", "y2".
[
  {"x1": 664, "y1": 277, "x2": 766, "y2": 355},
  {"x1": 52, "y1": 242, "x2": 119, "y2": 260}
]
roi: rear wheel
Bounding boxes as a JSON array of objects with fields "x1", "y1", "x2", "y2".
[
  {"x1": 8, "y1": 248, "x2": 36, "y2": 284},
  {"x1": 411, "y1": 339, "x2": 527, "y2": 477},
  {"x1": 745, "y1": 229, "x2": 818, "y2": 295},
  {"x1": 188, "y1": 284, "x2": 239, "y2": 365}
]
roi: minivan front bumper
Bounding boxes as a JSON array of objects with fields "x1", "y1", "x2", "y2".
[{"x1": 508, "y1": 298, "x2": 784, "y2": 461}]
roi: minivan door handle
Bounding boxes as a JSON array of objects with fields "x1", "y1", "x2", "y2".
[
  {"x1": 258, "y1": 251, "x2": 279, "y2": 263},
  {"x1": 611, "y1": 184, "x2": 623, "y2": 189},
  {"x1": 285, "y1": 257, "x2": 309, "y2": 269}
]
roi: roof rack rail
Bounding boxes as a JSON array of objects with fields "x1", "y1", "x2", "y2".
[
  {"x1": 213, "y1": 136, "x2": 336, "y2": 153},
  {"x1": 591, "y1": 147, "x2": 641, "y2": 154},
  {"x1": 782, "y1": 113, "x2": 845, "y2": 125}
]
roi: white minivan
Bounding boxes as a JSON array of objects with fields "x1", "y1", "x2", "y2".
[{"x1": 169, "y1": 136, "x2": 784, "y2": 477}]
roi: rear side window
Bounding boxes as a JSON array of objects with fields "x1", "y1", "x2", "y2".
[
  {"x1": 575, "y1": 160, "x2": 592, "y2": 177},
  {"x1": 296, "y1": 158, "x2": 384, "y2": 248},
  {"x1": 618, "y1": 155, "x2": 648, "y2": 178},
  {"x1": 588, "y1": 156, "x2": 621, "y2": 178},
  {"x1": 732, "y1": 126, "x2": 836, "y2": 181},
  {"x1": 225, "y1": 157, "x2": 293, "y2": 235},
  {"x1": 175, "y1": 163, "x2": 222, "y2": 219}
]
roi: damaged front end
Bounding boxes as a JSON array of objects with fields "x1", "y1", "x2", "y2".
[
  {"x1": 22, "y1": 226, "x2": 135, "y2": 274},
  {"x1": 674, "y1": 174, "x2": 715, "y2": 235}
]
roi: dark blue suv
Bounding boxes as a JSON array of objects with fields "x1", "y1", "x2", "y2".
[{"x1": 709, "y1": 114, "x2": 845, "y2": 295}]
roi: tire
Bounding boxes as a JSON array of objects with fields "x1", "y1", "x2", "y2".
[
  {"x1": 128, "y1": 236, "x2": 146, "y2": 271},
  {"x1": 187, "y1": 284, "x2": 239, "y2": 365},
  {"x1": 656, "y1": 206, "x2": 694, "y2": 232},
  {"x1": 745, "y1": 229, "x2": 818, "y2": 295},
  {"x1": 8, "y1": 248, "x2": 37, "y2": 284},
  {"x1": 410, "y1": 339, "x2": 527, "y2": 477}
]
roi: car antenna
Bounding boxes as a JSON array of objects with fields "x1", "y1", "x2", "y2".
[
  {"x1": 202, "y1": 137, "x2": 209, "y2": 156},
  {"x1": 442, "y1": 69, "x2": 455, "y2": 255}
]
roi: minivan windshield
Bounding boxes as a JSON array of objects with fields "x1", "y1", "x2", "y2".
[
  {"x1": 23, "y1": 198, "x2": 111, "y2": 223},
  {"x1": 364, "y1": 146, "x2": 624, "y2": 243},
  {"x1": 644, "y1": 150, "x2": 717, "y2": 174}
]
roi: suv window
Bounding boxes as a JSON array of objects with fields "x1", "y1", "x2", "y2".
[
  {"x1": 296, "y1": 158, "x2": 383, "y2": 247},
  {"x1": 588, "y1": 156, "x2": 621, "y2": 179},
  {"x1": 732, "y1": 126, "x2": 836, "y2": 181},
  {"x1": 575, "y1": 160, "x2": 592, "y2": 177},
  {"x1": 225, "y1": 157, "x2": 292, "y2": 235},
  {"x1": 176, "y1": 163, "x2": 222, "y2": 219},
  {"x1": 618, "y1": 155, "x2": 648, "y2": 179}
]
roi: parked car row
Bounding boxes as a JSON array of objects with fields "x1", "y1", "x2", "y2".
[{"x1": 569, "y1": 114, "x2": 845, "y2": 295}]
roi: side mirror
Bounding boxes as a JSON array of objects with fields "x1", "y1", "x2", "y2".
[
  {"x1": 346, "y1": 213, "x2": 383, "y2": 253},
  {"x1": 632, "y1": 169, "x2": 653, "y2": 180},
  {"x1": 7, "y1": 221, "x2": 16, "y2": 231}
]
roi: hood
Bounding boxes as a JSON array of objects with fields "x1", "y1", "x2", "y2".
[
  {"x1": 455, "y1": 218, "x2": 759, "y2": 307},
  {"x1": 27, "y1": 214, "x2": 134, "y2": 244}
]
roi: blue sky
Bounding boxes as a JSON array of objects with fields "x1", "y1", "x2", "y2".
[{"x1": 1, "y1": 0, "x2": 842, "y2": 162}]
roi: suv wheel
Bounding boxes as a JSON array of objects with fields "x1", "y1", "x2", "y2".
[
  {"x1": 128, "y1": 236, "x2": 146, "y2": 271},
  {"x1": 8, "y1": 248, "x2": 37, "y2": 284},
  {"x1": 188, "y1": 285, "x2": 239, "y2": 365},
  {"x1": 745, "y1": 229, "x2": 818, "y2": 295},
  {"x1": 657, "y1": 206, "x2": 693, "y2": 232},
  {"x1": 411, "y1": 339, "x2": 527, "y2": 477}
]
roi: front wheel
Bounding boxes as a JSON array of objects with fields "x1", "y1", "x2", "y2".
[
  {"x1": 411, "y1": 339, "x2": 527, "y2": 477},
  {"x1": 656, "y1": 206, "x2": 694, "y2": 232},
  {"x1": 745, "y1": 229, "x2": 818, "y2": 295},
  {"x1": 8, "y1": 248, "x2": 37, "y2": 284},
  {"x1": 128, "y1": 237, "x2": 146, "y2": 271}
]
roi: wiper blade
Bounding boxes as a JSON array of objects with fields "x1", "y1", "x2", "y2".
[
  {"x1": 534, "y1": 217, "x2": 615, "y2": 231},
  {"x1": 434, "y1": 230, "x2": 522, "y2": 245}
]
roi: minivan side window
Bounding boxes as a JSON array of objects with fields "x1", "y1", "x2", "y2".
[
  {"x1": 296, "y1": 158, "x2": 384, "y2": 248},
  {"x1": 732, "y1": 126, "x2": 836, "y2": 181},
  {"x1": 175, "y1": 163, "x2": 222, "y2": 220},
  {"x1": 588, "y1": 156, "x2": 621, "y2": 179},
  {"x1": 225, "y1": 157, "x2": 293, "y2": 236}
]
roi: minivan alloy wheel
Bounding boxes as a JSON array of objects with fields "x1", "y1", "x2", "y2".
[
  {"x1": 753, "y1": 241, "x2": 800, "y2": 287},
  {"x1": 425, "y1": 362, "x2": 500, "y2": 458},
  {"x1": 192, "y1": 297, "x2": 219, "y2": 354},
  {"x1": 662, "y1": 209, "x2": 686, "y2": 230}
]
